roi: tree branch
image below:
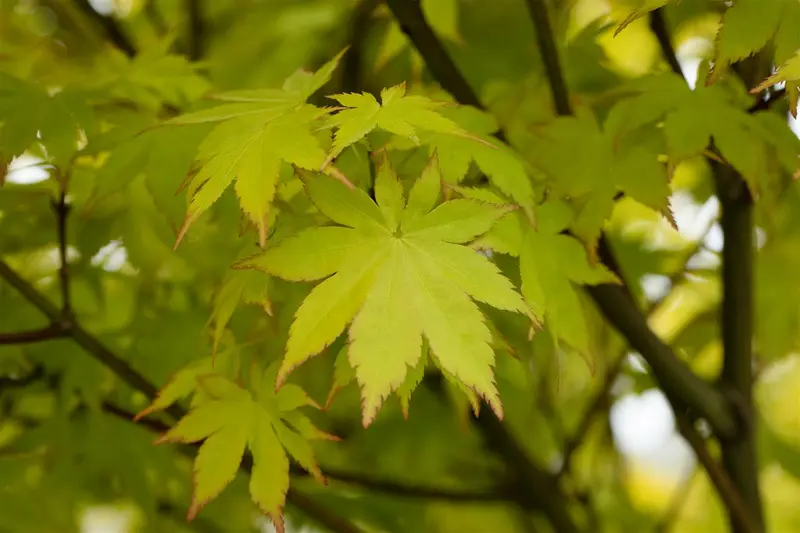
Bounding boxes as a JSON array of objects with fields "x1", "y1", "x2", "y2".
[
  {"x1": 649, "y1": 12, "x2": 766, "y2": 530},
  {"x1": 0, "y1": 365, "x2": 46, "y2": 390},
  {"x1": 53, "y1": 187, "x2": 72, "y2": 322},
  {"x1": 713, "y1": 156, "x2": 763, "y2": 532},
  {"x1": 295, "y1": 465, "x2": 512, "y2": 503},
  {"x1": 72, "y1": 0, "x2": 137, "y2": 58},
  {"x1": 384, "y1": 0, "x2": 482, "y2": 110},
  {"x1": 654, "y1": 466, "x2": 697, "y2": 533},
  {"x1": 185, "y1": 0, "x2": 204, "y2": 61},
  {"x1": 342, "y1": 0, "x2": 381, "y2": 93},
  {"x1": 648, "y1": 9, "x2": 682, "y2": 76},
  {"x1": 523, "y1": 0, "x2": 571, "y2": 115},
  {"x1": 0, "y1": 324, "x2": 68, "y2": 345},
  {"x1": 474, "y1": 411, "x2": 579, "y2": 532},
  {"x1": 0, "y1": 259, "x2": 185, "y2": 419},
  {"x1": 675, "y1": 416, "x2": 760, "y2": 533}
]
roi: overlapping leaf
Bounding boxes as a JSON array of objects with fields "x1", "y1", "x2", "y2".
[
  {"x1": 143, "y1": 368, "x2": 332, "y2": 532},
  {"x1": 476, "y1": 200, "x2": 619, "y2": 354},
  {"x1": 323, "y1": 83, "x2": 470, "y2": 166},
  {"x1": 0, "y1": 73, "x2": 91, "y2": 168},
  {"x1": 166, "y1": 52, "x2": 347, "y2": 247},
  {"x1": 238, "y1": 154, "x2": 529, "y2": 426},
  {"x1": 530, "y1": 108, "x2": 671, "y2": 249},
  {"x1": 607, "y1": 72, "x2": 800, "y2": 199},
  {"x1": 710, "y1": 0, "x2": 800, "y2": 82}
]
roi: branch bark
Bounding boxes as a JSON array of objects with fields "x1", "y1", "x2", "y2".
[
  {"x1": 714, "y1": 155, "x2": 763, "y2": 532},
  {"x1": 650, "y1": 8, "x2": 766, "y2": 531},
  {"x1": 185, "y1": 0, "x2": 204, "y2": 61},
  {"x1": 0, "y1": 324, "x2": 67, "y2": 345},
  {"x1": 72, "y1": 0, "x2": 137, "y2": 57}
]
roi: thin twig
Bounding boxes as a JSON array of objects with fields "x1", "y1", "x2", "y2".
[
  {"x1": 0, "y1": 324, "x2": 68, "y2": 345},
  {"x1": 559, "y1": 354, "x2": 624, "y2": 474},
  {"x1": 0, "y1": 259, "x2": 182, "y2": 419},
  {"x1": 648, "y1": 9, "x2": 682, "y2": 76},
  {"x1": 0, "y1": 365, "x2": 46, "y2": 390},
  {"x1": 748, "y1": 88, "x2": 786, "y2": 113},
  {"x1": 523, "y1": 0, "x2": 572, "y2": 115},
  {"x1": 185, "y1": 0, "x2": 204, "y2": 61},
  {"x1": 301, "y1": 465, "x2": 514, "y2": 503},
  {"x1": 53, "y1": 186, "x2": 72, "y2": 322},
  {"x1": 650, "y1": 14, "x2": 767, "y2": 531},
  {"x1": 72, "y1": 0, "x2": 137, "y2": 57},
  {"x1": 654, "y1": 466, "x2": 698, "y2": 533},
  {"x1": 675, "y1": 416, "x2": 760, "y2": 533},
  {"x1": 342, "y1": 0, "x2": 381, "y2": 93}
]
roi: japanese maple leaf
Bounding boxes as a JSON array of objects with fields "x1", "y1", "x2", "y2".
[
  {"x1": 237, "y1": 154, "x2": 530, "y2": 426},
  {"x1": 164, "y1": 51, "x2": 348, "y2": 248},
  {"x1": 151, "y1": 368, "x2": 333, "y2": 532},
  {"x1": 323, "y1": 83, "x2": 470, "y2": 167},
  {"x1": 475, "y1": 200, "x2": 620, "y2": 355}
]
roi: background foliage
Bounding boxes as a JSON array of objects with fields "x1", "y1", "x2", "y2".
[{"x1": 2, "y1": 0, "x2": 800, "y2": 532}]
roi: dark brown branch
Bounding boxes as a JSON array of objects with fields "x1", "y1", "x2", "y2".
[
  {"x1": 675, "y1": 416, "x2": 760, "y2": 533},
  {"x1": 0, "y1": 365, "x2": 46, "y2": 390},
  {"x1": 748, "y1": 87, "x2": 786, "y2": 113},
  {"x1": 650, "y1": 15, "x2": 767, "y2": 530},
  {"x1": 648, "y1": 9, "x2": 682, "y2": 76},
  {"x1": 654, "y1": 466, "x2": 697, "y2": 533},
  {"x1": 384, "y1": 0, "x2": 482, "y2": 109},
  {"x1": 73, "y1": 0, "x2": 136, "y2": 57},
  {"x1": 0, "y1": 324, "x2": 68, "y2": 345},
  {"x1": 713, "y1": 154, "x2": 764, "y2": 532},
  {"x1": 523, "y1": 0, "x2": 572, "y2": 116},
  {"x1": 342, "y1": 0, "x2": 381, "y2": 93},
  {"x1": 185, "y1": 0, "x2": 204, "y2": 61},
  {"x1": 295, "y1": 465, "x2": 513, "y2": 503},
  {"x1": 474, "y1": 412, "x2": 579, "y2": 532},
  {"x1": 53, "y1": 187, "x2": 72, "y2": 322},
  {"x1": 559, "y1": 354, "x2": 624, "y2": 474}
]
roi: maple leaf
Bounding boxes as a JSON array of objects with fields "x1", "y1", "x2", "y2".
[
  {"x1": 208, "y1": 265, "x2": 271, "y2": 354},
  {"x1": 152, "y1": 369, "x2": 332, "y2": 532},
  {"x1": 607, "y1": 72, "x2": 800, "y2": 199},
  {"x1": 709, "y1": 0, "x2": 792, "y2": 83},
  {"x1": 237, "y1": 153, "x2": 530, "y2": 426},
  {"x1": 476, "y1": 200, "x2": 620, "y2": 354},
  {"x1": 175, "y1": 104, "x2": 331, "y2": 248},
  {"x1": 323, "y1": 83, "x2": 470, "y2": 167},
  {"x1": 530, "y1": 108, "x2": 671, "y2": 250},
  {"x1": 164, "y1": 51, "x2": 348, "y2": 247},
  {"x1": 0, "y1": 73, "x2": 91, "y2": 166}
]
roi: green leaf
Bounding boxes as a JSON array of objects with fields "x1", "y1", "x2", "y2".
[
  {"x1": 326, "y1": 346, "x2": 356, "y2": 408},
  {"x1": 712, "y1": 0, "x2": 786, "y2": 80},
  {"x1": 373, "y1": 151, "x2": 406, "y2": 232},
  {"x1": 177, "y1": 105, "x2": 330, "y2": 246},
  {"x1": 518, "y1": 223, "x2": 618, "y2": 353},
  {"x1": 249, "y1": 155, "x2": 523, "y2": 424},
  {"x1": 403, "y1": 199, "x2": 514, "y2": 243},
  {"x1": 325, "y1": 83, "x2": 467, "y2": 165},
  {"x1": 303, "y1": 170, "x2": 388, "y2": 233},
  {"x1": 155, "y1": 374, "x2": 325, "y2": 529}
]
